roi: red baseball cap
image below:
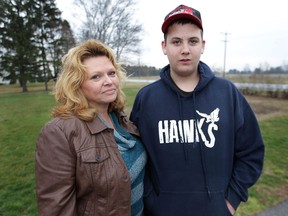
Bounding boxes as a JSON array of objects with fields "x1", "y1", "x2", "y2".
[{"x1": 162, "y1": 5, "x2": 203, "y2": 33}]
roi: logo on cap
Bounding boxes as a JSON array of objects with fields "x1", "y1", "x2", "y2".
[{"x1": 162, "y1": 5, "x2": 203, "y2": 33}]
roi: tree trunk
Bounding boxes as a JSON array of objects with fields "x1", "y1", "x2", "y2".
[
  {"x1": 44, "y1": 76, "x2": 48, "y2": 91},
  {"x1": 20, "y1": 79, "x2": 29, "y2": 92}
]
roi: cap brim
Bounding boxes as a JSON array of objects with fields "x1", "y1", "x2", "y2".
[{"x1": 161, "y1": 14, "x2": 203, "y2": 33}]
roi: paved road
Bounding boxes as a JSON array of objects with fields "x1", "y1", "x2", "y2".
[{"x1": 256, "y1": 200, "x2": 288, "y2": 216}]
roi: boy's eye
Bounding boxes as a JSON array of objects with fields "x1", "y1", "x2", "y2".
[
  {"x1": 172, "y1": 40, "x2": 181, "y2": 45},
  {"x1": 189, "y1": 39, "x2": 199, "y2": 44}
]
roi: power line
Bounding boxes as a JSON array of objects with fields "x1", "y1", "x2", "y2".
[{"x1": 221, "y1": 32, "x2": 231, "y2": 78}]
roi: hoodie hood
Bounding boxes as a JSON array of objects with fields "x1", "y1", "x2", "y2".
[{"x1": 160, "y1": 61, "x2": 215, "y2": 95}]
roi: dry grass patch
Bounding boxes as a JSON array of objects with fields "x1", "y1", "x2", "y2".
[{"x1": 246, "y1": 96, "x2": 288, "y2": 120}]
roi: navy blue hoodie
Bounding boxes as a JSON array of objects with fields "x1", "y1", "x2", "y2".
[{"x1": 130, "y1": 62, "x2": 264, "y2": 216}]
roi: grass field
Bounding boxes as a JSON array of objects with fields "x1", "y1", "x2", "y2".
[{"x1": 0, "y1": 82, "x2": 287, "y2": 216}]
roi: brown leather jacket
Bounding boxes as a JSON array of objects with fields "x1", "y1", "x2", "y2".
[{"x1": 35, "y1": 112, "x2": 139, "y2": 216}]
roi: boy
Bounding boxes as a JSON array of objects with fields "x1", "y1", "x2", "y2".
[{"x1": 130, "y1": 4, "x2": 264, "y2": 216}]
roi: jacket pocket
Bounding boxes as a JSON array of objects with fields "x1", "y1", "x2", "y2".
[
  {"x1": 80, "y1": 147, "x2": 110, "y2": 163},
  {"x1": 80, "y1": 147, "x2": 111, "y2": 175},
  {"x1": 79, "y1": 147, "x2": 111, "y2": 212}
]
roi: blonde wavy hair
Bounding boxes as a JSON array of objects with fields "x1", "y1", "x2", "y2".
[{"x1": 51, "y1": 39, "x2": 126, "y2": 121}]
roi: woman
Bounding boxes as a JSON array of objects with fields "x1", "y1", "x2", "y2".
[{"x1": 35, "y1": 39, "x2": 147, "y2": 216}]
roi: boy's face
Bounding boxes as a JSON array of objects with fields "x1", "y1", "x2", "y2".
[{"x1": 162, "y1": 23, "x2": 205, "y2": 77}]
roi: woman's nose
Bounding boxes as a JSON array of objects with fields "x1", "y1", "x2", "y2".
[{"x1": 103, "y1": 75, "x2": 112, "y2": 85}]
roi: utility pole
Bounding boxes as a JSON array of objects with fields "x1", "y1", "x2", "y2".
[{"x1": 221, "y1": 32, "x2": 230, "y2": 78}]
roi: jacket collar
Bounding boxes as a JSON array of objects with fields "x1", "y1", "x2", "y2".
[
  {"x1": 85, "y1": 112, "x2": 139, "y2": 136},
  {"x1": 85, "y1": 116, "x2": 110, "y2": 134}
]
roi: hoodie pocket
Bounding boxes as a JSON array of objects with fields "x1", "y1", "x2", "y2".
[
  {"x1": 221, "y1": 193, "x2": 233, "y2": 216},
  {"x1": 145, "y1": 191, "x2": 234, "y2": 216}
]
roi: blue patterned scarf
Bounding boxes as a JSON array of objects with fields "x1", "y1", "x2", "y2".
[{"x1": 99, "y1": 112, "x2": 147, "y2": 216}]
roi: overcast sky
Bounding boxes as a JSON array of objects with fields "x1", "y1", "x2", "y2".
[{"x1": 56, "y1": 0, "x2": 288, "y2": 71}]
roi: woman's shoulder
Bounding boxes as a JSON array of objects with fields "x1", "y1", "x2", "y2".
[{"x1": 42, "y1": 116, "x2": 85, "y2": 134}]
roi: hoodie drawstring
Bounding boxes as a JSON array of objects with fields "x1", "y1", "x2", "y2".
[
  {"x1": 176, "y1": 92, "x2": 189, "y2": 161},
  {"x1": 193, "y1": 92, "x2": 212, "y2": 200}
]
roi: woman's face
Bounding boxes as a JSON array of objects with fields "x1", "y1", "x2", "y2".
[{"x1": 81, "y1": 56, "x2": 119, "y2": 112}]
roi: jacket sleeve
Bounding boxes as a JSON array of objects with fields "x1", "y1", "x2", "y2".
[
  {"x1": 35, "y1": 121, "x2": 77, "y2": 216},
  {"x1": 226, "y1": 96, "x2": 265, "y2": 210}
]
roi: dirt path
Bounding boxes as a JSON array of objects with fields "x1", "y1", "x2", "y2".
[{"x1": 246, "y1": 96, "x2": 288, "y2": 121}]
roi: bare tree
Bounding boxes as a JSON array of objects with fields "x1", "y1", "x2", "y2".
[{"x1": 75, "y1": 0, "x2": 142, "y2": 61}]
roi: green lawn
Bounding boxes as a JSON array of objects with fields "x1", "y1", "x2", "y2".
[
  {"x1": 236, "y1": 117, "x2": 288, "y2": 215},
  {"x1": 0, "y1": 92, "x2": 53, "y2": 215},
  {"x1": 0, "y1": 83, "x2": 287, "y2": 215}
]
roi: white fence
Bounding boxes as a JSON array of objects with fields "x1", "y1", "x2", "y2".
[
  {"x1": 234, "y1": 83, "x2": 288, "y2": 91},
  {"x1": 126, "y1": 79, "x2": 288, "y2": 92}
]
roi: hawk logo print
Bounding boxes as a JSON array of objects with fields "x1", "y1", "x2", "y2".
[
  {"x1": 196, "y1": 108, "x2": 220, "y2": 148},
  {"x1": 196, "y1": 108, "x2": 220, "y2": 124}
]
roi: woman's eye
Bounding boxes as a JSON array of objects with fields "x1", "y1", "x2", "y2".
[
  {"x1": 109, "y1": 71, "x2": 116, "y2": 76},
  {"x1": 91, "y1": 75, "x2": 100, "y2": 80}
]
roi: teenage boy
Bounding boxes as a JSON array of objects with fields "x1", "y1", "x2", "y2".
[{"x1": 130, "y1": 4, "x2": 264, "y2": 216}]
